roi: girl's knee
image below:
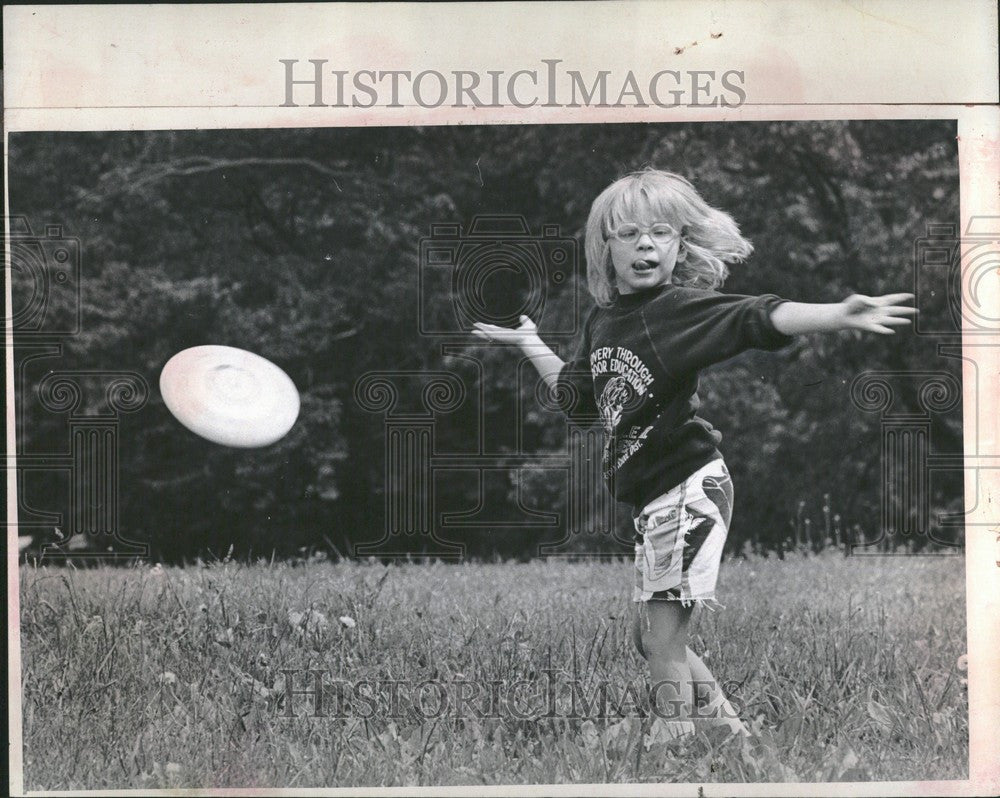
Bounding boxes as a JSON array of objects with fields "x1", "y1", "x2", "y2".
[
  {"x1": 640, "y1": 627, "x2": 687, "y2": 663},
  {"x1": 633, "y1": 601, "x2": 691, "y2": 662}
]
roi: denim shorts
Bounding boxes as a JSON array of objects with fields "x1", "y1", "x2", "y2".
[{"x1": 632, "y1": 458, "x2": 734, "y2": 605}]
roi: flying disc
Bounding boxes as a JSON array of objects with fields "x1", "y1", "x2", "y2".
[{"x1": 160, "y1": 345, "x2": 300, "y2": 447}]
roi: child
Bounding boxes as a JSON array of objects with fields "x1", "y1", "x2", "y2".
[{"x1": 471, "y1": 169, "x2": 915, "y2": 738}]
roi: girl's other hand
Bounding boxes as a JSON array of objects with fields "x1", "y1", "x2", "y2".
[
  {"x1": 841, "y1": 293, "x2": 917, "y2": 335},
  {"x1": 471, "y1": 315, "x2": 539, "y2": 348}
]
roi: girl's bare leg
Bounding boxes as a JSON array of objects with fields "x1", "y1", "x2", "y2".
[
  {"x1": 686, "y1": 647, "x2": 748, "y2": 735},
  {"x1": 632, "y1": 600, "x2": 695, "y2": 736},
  {"x1": 632, "y1": 602, "x2": 748, "y2": 737}
]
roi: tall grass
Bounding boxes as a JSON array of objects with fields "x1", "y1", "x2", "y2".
[{"x1": 19, "y1": 552, "x2": 967, "y2": 789}]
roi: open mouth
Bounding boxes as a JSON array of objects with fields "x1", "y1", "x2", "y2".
[{"x1": 632, "y1": 259, "x2": 659, "y2": 273}]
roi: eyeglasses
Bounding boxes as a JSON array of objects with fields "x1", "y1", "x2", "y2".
[{"x1": 605, "y1": 222, "x2": 680, "y2": 244}]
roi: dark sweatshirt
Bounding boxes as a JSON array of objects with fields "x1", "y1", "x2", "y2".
[{"x1": 555, "y1": 283, "x2": 792, "y2": 513}]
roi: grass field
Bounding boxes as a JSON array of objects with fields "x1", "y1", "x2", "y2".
[{"x1": 18, "y1": 551, "x2": 967, "y2": 789}]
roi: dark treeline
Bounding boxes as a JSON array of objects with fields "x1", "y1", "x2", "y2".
[{"x1": 10, "y1": 122, "x2": 964, "y2": 561}]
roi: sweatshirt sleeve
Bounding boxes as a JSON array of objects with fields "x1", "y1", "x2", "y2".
[
  {"x1": 647, "y1": 287, "x2": 794, "y2": 377},
  {"x1": 553, "y1": 307, "x2": 600, "y2": 423}
]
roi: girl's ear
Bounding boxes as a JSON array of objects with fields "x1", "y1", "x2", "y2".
[{"x1": 676, "y1": 242, "x2": 688, "y2": 262}]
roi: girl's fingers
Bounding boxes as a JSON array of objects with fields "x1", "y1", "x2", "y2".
[
  {"x1": 870, "y1": 323, "x2": 895, "y2": 334},
  {"x1": 874, "y1": 293, "x2": 915, "y2": 306},
  {"x1": 879, "y1": 316, "x2": 912, "y2": 326},
  {"x1": 472, "y1": 322, "x2": 526, "y2": 344},
  {"x1": 883, "y1": 305, "x2": 918, "y2": 316},
  {"x1": 473, "y1": 321, "x2": 515, "y2": 334},
  {"x1": 473, "y1": 324, "x2": 502, "y2": 337}
]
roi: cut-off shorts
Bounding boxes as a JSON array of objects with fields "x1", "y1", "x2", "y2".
[{"x1": 632, "y1": 458, "x2": 734, "y2": 606}]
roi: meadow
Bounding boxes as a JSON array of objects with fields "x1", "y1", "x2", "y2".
[{"x1": 18, "y1": 551, "x2": 968, "y2": 790}]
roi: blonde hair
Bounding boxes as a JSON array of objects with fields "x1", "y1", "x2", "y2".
[{"x1": 584, "y1": 169, "x2": 753, "y2": 306}]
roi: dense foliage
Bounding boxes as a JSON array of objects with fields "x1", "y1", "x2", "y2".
[{"x1": 10, "y1": 121, "x2": 963, "y2": 561}]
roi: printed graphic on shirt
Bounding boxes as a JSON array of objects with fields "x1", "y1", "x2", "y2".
[
  {"x1": 608, "y1": 423, "x2": 655, "y2": 477},
  {"x1": 590, "y1": 346, "x2": 657, "y2": 479},
  {"x1": 598, "y1": 376, "x2": 632, "y2": 436}
]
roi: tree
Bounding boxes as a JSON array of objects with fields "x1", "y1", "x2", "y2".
[{"x1": 9, "y1": 120, "x2": 961, "y2": 560}]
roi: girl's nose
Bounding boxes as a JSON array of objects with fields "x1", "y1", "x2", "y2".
[{"x1": 636, "y1": 234, "x2": 654, "y2": 250}]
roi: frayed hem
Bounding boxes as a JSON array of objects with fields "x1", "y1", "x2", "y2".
[{"x1": 633, "y1": 593, "x2": 726, "y2": 612}]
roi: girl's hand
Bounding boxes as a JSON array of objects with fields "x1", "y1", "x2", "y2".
[
  {"x1": 473, "y1": 316, "x2": 565, "y2": 389},
  {"x1": 471, "y1": 315, "x2": 539, "y2": 348},
  {"x1": 840, "y1": 293, "x2": 917, "y2": 335}
]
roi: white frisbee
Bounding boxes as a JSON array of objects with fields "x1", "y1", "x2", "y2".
[{"x1": 160, "y1": 345, "x2": 300, "y2": 448}]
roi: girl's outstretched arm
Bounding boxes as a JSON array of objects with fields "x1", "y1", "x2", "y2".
[
  {"x1": 470, "y1": 315, "x2": 566, "y2": 389},
  {"x1": 770, "y1": 293, "x2": 916, "y2": 336}
]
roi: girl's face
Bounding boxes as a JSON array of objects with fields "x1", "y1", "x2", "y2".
[{"x1": 607, "y1": 209, "x2": 685, "y2": 295}]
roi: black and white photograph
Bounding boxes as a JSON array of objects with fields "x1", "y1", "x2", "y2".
[
  {"x1": 4, "y1": 3, "x2": 998, "y2": 796},
  {"x1": 8, "y1": 118, "x2": 973, "y2": 789}
]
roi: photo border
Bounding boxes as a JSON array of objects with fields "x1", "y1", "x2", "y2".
[{"x1": 4, "y1": 3, "x2": 998, "y2": 796}]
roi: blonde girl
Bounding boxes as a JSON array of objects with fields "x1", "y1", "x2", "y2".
[{"x1": 473, "y1": 169, "x2": 914, "y2": 737}]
